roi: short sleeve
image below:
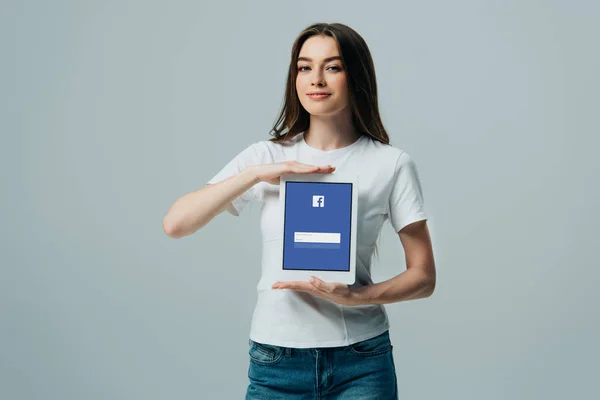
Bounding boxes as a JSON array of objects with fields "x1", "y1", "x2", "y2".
[
  {"x1": 388, "y1": 151, "x2": 428, "y2": 232},
  {"x1": 206, "y1": 142, "x2": 265, "y2": 216}
]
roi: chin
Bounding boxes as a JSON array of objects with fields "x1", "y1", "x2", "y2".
[
  {"x1": 301, "y1": 102, "x2": 344, "y2": 116},
  {"x1": 306, "y1": 107, "x2": 344, "y2": 117}
]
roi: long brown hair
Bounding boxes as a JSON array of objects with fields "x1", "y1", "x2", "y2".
[{"x1": 269, "y1": 22, "x2": 390, "y2": 145}]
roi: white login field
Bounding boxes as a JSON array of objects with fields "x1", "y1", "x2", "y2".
[{"x1": 294, "y1": 232, "x2": 341, "y2": 244}]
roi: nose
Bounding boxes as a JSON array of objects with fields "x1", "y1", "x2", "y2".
[{"x1": 311, "y1": 70, "x2": 326, "y2": 87}]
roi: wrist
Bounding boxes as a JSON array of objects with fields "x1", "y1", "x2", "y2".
[
  {"x1": 242, "y1": 166, "x2": 261, "y2": 185},
  {"x1": 350, "y1": 285, "x2": 373, "y2": 306}
]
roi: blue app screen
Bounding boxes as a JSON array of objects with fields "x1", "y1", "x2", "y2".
[{"x1": 283, "y1": 181, "x2": 353, "y2": 271}]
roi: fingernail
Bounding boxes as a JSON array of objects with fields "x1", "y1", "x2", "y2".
[{"x1": 309, "y1": 276, "x2": 314, "y2": 283}]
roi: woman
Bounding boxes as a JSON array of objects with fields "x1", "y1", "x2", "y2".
[{"x1": 163, "y1": 22, "x2": 436, "y2": 400}]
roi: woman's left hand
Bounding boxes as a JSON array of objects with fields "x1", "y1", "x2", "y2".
[{"x1": 272, "y1": 277, "x2": 360, "y2": 306}]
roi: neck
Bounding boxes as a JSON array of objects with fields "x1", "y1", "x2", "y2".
[{"x1": 304, "y1": 108, "x2": 361, "y2": 151}]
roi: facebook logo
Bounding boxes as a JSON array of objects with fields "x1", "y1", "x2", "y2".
[{"x1": 312, "y1": 195, "x2": 325, "y2": 207}]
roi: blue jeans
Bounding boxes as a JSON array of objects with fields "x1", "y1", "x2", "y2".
[{"x1": 246, "y1": 330, "x2": 398, "y2": 399}]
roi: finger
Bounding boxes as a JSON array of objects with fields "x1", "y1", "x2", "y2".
[
  {"x1": 294, "y1": 165, "x2": 335, "y2": 174},
  {"x1": 313, "y1": 164, "x2": 334, "y2": 169},
  {"x1": 272, "y1": 281, "x2": 315, "y2": 292},
  {"x1": 287, "y1": 162, "x2": 318, "y2": 171},
  {"x1": 274, "y1": 281, "x2": 312, "y2": 290},
  {"x1": 309, "y1": 276, "x2": 333, "y2": 292},
  {"x1": 292, "y1": 161, "x2": 318, "y2": 167},
  {"x1": 292, "y1": 164, "x2": 320, "y2": 171},
  {"x1": 312, "y1": 164, "x2": 335, "y2": 170},
  {"x1": 291, "y1": 166, "x2": 321, "y2": 174},
  {"x1": 294, "y1": 162, "x2": 334, "y2": 170},
  {"x1": 272, "y1": 281, "x2": 337, "y2": 303},
  {"x1": 319, "y1": 165, "x2": 336, "y2": 173}
]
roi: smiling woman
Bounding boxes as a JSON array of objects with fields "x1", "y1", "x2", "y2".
[
  {"x1": 269, "y1": 23, "x2": 390, "y2": 150},
  {"x1": 163, "y1": 21, "x2": 435, "y2": 400}
]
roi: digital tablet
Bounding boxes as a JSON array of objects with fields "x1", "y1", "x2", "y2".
[{"x1": 276, "y1": 173, "x2": 357, "y2": 285}]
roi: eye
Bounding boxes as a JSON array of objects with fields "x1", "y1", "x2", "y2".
[{"x1": 297, "y1": 65, "x2": 342, "y2": 72}]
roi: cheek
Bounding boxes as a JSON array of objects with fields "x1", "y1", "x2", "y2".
[
  {"x1": 296, "y1": 75, "x2": 309, "y2": 90},
  {"x1": 330, "y1": 76, "x2": 348, "y2": 93},
  {"x1": 332, "y1": 77, "x2": 349, "y2": 101},
  {"x1": 296, "y1": 77, "x2": 308, "y2": 105}
]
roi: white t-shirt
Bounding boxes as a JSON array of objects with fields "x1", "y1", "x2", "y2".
[{"x1": 207, "y1": 132, "x2": 428, "y2": 348}]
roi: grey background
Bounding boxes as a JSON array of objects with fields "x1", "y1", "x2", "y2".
[{"x1": 2, "y1": 0, "x2": 599, "y2": 399}]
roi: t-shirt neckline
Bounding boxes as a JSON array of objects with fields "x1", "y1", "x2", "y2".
[{"x1": 300, "y1": 132, "x2": 365, "y2": 155}]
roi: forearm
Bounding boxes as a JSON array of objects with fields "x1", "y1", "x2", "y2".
[
  {"x1": 352, "y1": 267, "x2": 436, "y2": 305},
  {"x1": 163, "y1": 167, "x2": 259, "y2": 238}
]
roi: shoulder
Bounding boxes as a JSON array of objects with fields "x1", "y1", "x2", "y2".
[
  {"x1": 235, "y1": 137, "x2": 288, "y2": 162},
  {"x1": 361, "y1": 135, "x2": 412, "y2": 167},
  {"x1": 253, "y1": 134, "x2": 303, "y2": 158}
]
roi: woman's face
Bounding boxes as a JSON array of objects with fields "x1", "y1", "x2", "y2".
[{"x1": 295, "y1": 35, "x2": 349, "y2": 116}]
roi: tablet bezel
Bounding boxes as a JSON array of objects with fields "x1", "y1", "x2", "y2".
[{"x1": 277, "y1": 173, "x2": 357, "y2": 285}]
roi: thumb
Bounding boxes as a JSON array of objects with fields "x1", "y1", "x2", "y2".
[{"x1": 309, "y1": 276, "x2": 330, "y2": 291}]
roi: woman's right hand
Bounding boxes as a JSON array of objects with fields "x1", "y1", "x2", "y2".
[{"x1": 247, "y1": 161, "x2": 336, "y2": 185}]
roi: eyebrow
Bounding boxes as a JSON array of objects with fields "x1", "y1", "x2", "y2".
[{"x1": 297, "y1": 56, "x2": 342, "y2": 63}]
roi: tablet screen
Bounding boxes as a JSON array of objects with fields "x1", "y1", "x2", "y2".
[{"x1": 282, "y1": 181, "x2": 353, "y2": 271}]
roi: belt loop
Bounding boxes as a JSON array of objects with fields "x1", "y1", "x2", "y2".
[{"x1": 285, "y1": 347, "x2": 291, "y2": 357}]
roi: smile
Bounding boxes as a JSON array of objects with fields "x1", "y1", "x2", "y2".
[{"x1": 307, "y1": 94, "x2": 331, "y2": 100}]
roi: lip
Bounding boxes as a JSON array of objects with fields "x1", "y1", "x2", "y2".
[{"x1": 307, "y1": 93, "x2": 331, "y2": 100}]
